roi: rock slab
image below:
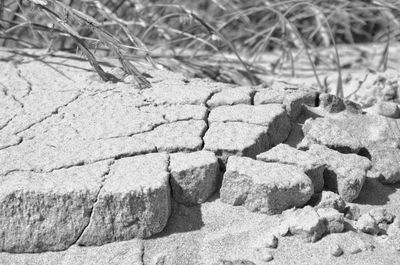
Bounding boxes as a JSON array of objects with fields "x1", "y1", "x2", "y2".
[
  {"x1": 220, "y1": 156, "x2": 313, "y2": 214},
  {"x1": 77, "y1": 153, "x2": 171, "y2": 246},
  {"x1": 169, "y1": 151, "x2": 220, "y2": 205}
]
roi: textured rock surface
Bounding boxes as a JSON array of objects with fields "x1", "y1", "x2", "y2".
[
  {"x1": 207, "y1": 86, "x2": 253, "y2": 108},
  {"x1": 169, "y1": 151, "x2": 220, "y2": 205},
  {"x1": 318, "y1": 93, "x2": 346, "y2": 113},
  {"x1": 367, "y1": 142, "x2": 400, "y2": 184},
  {"x1": 203, "y1": 122, "x2": 270, "y2": 163},
  {"x1": 257, "y1": 144, "x2": 325, "y2": 192},
  {"x1": 375, "y1": 101, "x2": 400, "y2": 118},
  {"x1": 0, "y1": 240, "x2": 144, "y2": 265},
  {"x1": 285, "y1": 206, "x2": 326, "y2": 243},
  {"x1": 0, "y1": 161, "x2": 110, "y2": 252},
  {"x1": 313, "y1": 191, "x2": 346, "y2": 212},
  {"x1": 254, "y1": 83, "x2": 316, "y2": 120},
  {"x1": 356, "y1": 213, "x2": 380, "y2": 235},
  {"x1": 220, "y1": 156, "x2": 313, "y2": 214},
  {"x1": 317, "y1": 208, "x2": 345, "y2": 233},
  {"x1": 307, "y1": 144, "x2": 371, "y2": 202},
  {"x1": 77, "y1": 153, "x2": 171, "y2": 246},
  {"x1": 208, "y1": 104, "x2": 291, "y2": 146}
]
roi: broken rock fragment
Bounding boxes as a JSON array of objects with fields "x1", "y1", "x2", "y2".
[
  {"x1": 317, "y1": 208, "x2": 345, "y2": 233},
  {"x1": 285, "y1": 206, "x2": 326, "y2": 243},
  {"x1": 220, "y1": 156, "x2": 313, "y2": 214},
  {"x1": 77, "y1": 153, "x2": 171, "y2": 246},
  {"x1": 367, "y1": 141, "x2": 400, "y2": 184},
  {"x1": 313, "y1": 191, "x2": 346, "y2": 212},
  {"x1": 307, "y1": 144, "x2": 371, "y2": 202},
  {"x1": 257, "y1": 144, "x2": 325, "y2": 192},
  {"x1": 203, "y1": 122, "x2": 270, "y2": 164},
  {"x1": 0, "y1": 161, "x2": 110, "y2": 253},
  {"x1": 169, "y1": 151, "x2": 220, "y2": 206}
]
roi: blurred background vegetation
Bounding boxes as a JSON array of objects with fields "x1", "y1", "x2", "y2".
[{"x1": 1, "y1": 0, "x2": 399, "y2": 91}]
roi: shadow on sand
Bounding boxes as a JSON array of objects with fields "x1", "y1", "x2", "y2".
[{"x1": 353, "y1": 177, "x2": 400, "y2": 206}]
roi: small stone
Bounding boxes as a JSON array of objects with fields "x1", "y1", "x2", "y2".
[
  {"x1": 344, "y1": 99, "x2": 363, "y2": 114},
  {"x1": 356, "y1": 213, "x2": 379, "y2": 235},
  {"x1": 314, "y1": 191, "x2": 346, "y2": 213},
  {"x1": 382, "y1": 84, "x2": 397, "y2": 101},
  {"x1": 286, "y1": 206, "x2": 326, "y2": 243},
  {"x1": 376, "y1": 101, "x2": 400, "y2": 118},
  {"x1": 331, "y1": 244, "x2": 343, "y2": 257},
  {"x1": 344, "y1": 205, "x2": 361, "y2": 221},
  {"x1": 369, "y1": 208, "x2": 395, "y2": 225},
  {"x1": 349, "y1": 246, "x2": 362, "y2": 254},
  {"x1": 317, "y1": 208, "x2": 345, "y2": 233},
  {"x1": 263, "y1": 233, "x2": 278, "y2": 249},
  {"x1": 319, "y1": 93, "x2": 345, "y2": 113}
]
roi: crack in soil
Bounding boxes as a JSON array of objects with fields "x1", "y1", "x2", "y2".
[
  {"x1": 15, "y1": 91, "x2": 83, "y2": 136},
  {"x1": 70, "y1": 160, "x2": 115, "y2": 248}
]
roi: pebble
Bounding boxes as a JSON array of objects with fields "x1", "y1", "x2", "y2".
[
  {"x1": 376, "y1": 101, "x2": 400, "y2": 118},
  {"x1": 264, "y1": 233, "x2": 278, "y2": 249},
  {"x1": 331, "y1": 244, "x2": 344, "y2": 257}
]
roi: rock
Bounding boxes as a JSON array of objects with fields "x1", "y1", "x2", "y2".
[
  {"x1": 254, "y1": 84, "x2": 316, "y2": 120},
  {"x1": 298, "y1": 113, "x2": 400, "y2": 154},
  {"x1": 286, "y1": 206, "x2": 326, "y2": 243},
  {"x1": 344, "y1": 99, "x2": 363, "y2": 114},
  {"x1": 0, "y1": 239, "x2": 144, "y2": 265},
  {"x1": 77, "y1": 153, "x2": 171, "y2": 246},
  {"x1": 349, "y1": 245, "x2": 362, "y2": 254},
  {"x1": 207, "y1": 86, "x2": 253, "y2": 108},
  {"x1": 0, "y1": 162, "x2": 110, "y2": 253},
  {"x1": 203, "y1": 122, "x2": 270, "y2": 164},
  {"x1": 317, "y1": 208, "x2": 345, "y2": 233},
  {"x1": 382, "y1": 83, "x2": 398, "y2": 101},
  {"x1": 330, "y1": 244, "x2": 344, "y2": 257},
  {"x1": 169, "y1": 151, "x2": 220, "y2": 205},
  {"x1": 369, "y1": 208, "x2": 395, "y2": 225},
  {"x1": 283, "y1": 90, "x2": 317, "y2": 120},
  {"x1": 257, "y1": 144, "x2": 325, "y2": 192},
  {"x1": 344, "y1": 205, "x2": 361, "y2": 221},
  {"x1": 263, "y1": 233, "x2": 278, "y2": 249},
  {"x1": 307, "y1": 144, "x2": 371, "y2": 202},
  {"x1": 208, "y1": 104, "x2": 291, "y2": 146},
  {"x1": 318, "y1": 93, "x2": 345, "y2": 113},
  {"x1": 298, "y1": 117, "x2": 364, "y2": 153},
  {"x1": 375, "y1": 101, "x2": 400, "y2": 118},
  {"x1": 220, "y1": 156, "x2": 313, "y2": 214},
  {"x1": 356, "y1": 213, "x2": 379, "y2": 235},
  {"x1": 368, "y1": 142, "x2": 400, "y2": 184},
  {"x1": 272, "y1": 223, "x2": 290, "y2": 237},
  {"x1": 314, "y1": 191, "x2": 346, "y2": 212}
]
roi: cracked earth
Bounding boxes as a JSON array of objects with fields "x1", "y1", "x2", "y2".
[{"x1": 1, "y1": 48, "x2": 400, "y2": 265}]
